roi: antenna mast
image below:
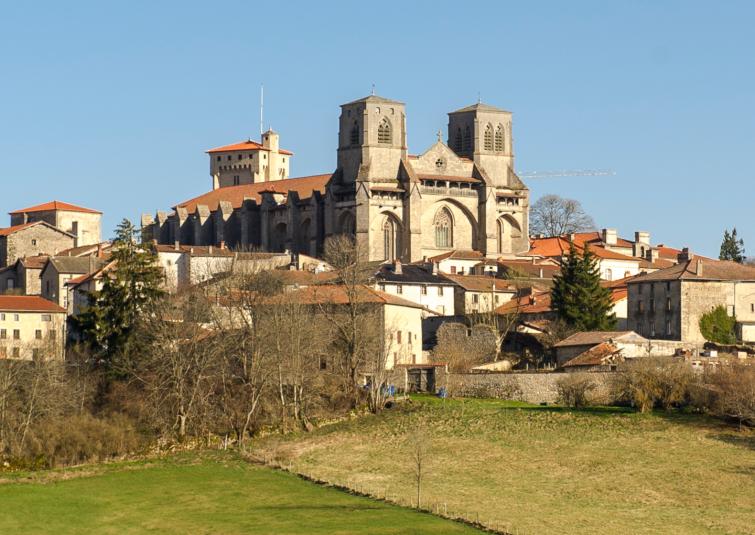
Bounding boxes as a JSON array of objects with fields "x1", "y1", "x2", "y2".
[{"x1": 260, "y1": 85, "x2": 264, "y2": 137}]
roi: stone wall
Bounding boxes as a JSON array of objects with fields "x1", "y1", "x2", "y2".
[{"x1": 445, "y1": 371, "x2": 613, "y2": 404}]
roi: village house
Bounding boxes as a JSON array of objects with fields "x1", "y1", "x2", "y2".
[
  {"x1": 0, "y1": 295, "x2": 66, "y2": 360},
  {"x1": 427, "y1": 250, "x2": 485, "y2": 275},
  {"x1": 553, "y1": 331, "x2": 650, "y2": 366},
  {"x1": 442, "y1": 274, "x2": 518, "y2": 314},
  {"x1": 9, "y1": 201, "x2": 102, "y2": 248},
  {"x1": 0, "y1": 222, "x2": 74, "y2": 270},
  {"x1": 627, "y1": 252, "x2": 755, "y2": 344},
  {"x1": 374, "y1": 260, "x2": 457, "y2": 316},
  {"x1": 41, "y1": 256, "x2": 106, "y2": 313}
]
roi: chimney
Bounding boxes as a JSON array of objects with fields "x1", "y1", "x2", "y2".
[
  {"x1": 695, "y1": 259, "x2": 704, "y2": 277},
  {"x1": 394, "y1": 258, "x2": 403, "y2": 275},
  {"x1": 602, "y1": 228, "x2": 618, "y2": 246},
  {"x1": 678, "y1": 247, "x2": 693, "y2": 263},
  {"x1": 635, "y1": 231, "x2": 650, "y2": 245},
  {"x1": 568, "y1": 233, "x2": 576, "y2": 242},
  {"x1": 432, "y1": 262, "x2": 438, "y2": 276},
  {"x1": 96, "y1": 243, "x2": 103, "y2": 258},
  {"x1": 529, "y1": 295, "x2": 536, "y2": 305},
  {"x1": 646, "y1": 248, "x2": 660, "y2": 263},
  {"x1": 208, "y1": 245, "x2": 213, "y2": 254},
  {"x1": 219, "y1": 241, "x2": 226, "y2": 250},
  {"x1": 174, "y1": 240, "x2": 180, "y2": 251}
]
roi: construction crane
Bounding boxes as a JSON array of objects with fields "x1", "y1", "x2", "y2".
[{"x1": 517, "y1": 169, "x2": 615, "y2": 179}]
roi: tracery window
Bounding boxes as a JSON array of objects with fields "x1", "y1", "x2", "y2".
[
  {"x1": 383, "y1": 216, "x2": 399, "y2": 261},
  {"x1": 484, "y1": 124, "x2": 493, "y2": 151},
  {"x1": 434, "y1": 208, "x2": 453, "y2": 248},
  {"x1": 462, "y1": 126, "x2": 471, "y2": 152},
  {"x1": 495, "y1": 125, "x2": 504, "y2": 152},
  {"x1": 378, "y1": 117, "x2": 392, "y2": 144},
  {"x1": 350, "y1": 121, "x2": 359, "y2": 145},
  {"x1": 454, "y1": 127, "x2": 463, "y2": 152}
]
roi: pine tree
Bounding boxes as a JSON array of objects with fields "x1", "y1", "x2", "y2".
[
  {"x1": 76, "y1": 219, "x2": 165, "y2": 363},
  {"x1": 719, "y1": 227, "x2": 745, "y2": 263},
  {"x1": 551, "y1": 243, "x2": 616, "y2": 331}
]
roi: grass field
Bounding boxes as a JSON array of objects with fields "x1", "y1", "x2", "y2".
[
  {"x1": 254, "y1": 396, "x2": 755, "y2": 535},
  {"x1": 0, "y1": 452, "x2": 482, "y2": 534}
]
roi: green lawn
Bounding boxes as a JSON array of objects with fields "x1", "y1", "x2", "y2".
[
  {"x1": 0, "y1": 452, "x2": 482, "y2": 534},
  {"x1": 254, "y1": 396, "x2": 755, "y2": 535}
]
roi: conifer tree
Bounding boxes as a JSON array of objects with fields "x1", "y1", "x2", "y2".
[
  {"x1": 719, "y1": 227, "x2": 745, "y2": 263},
  {"x1": 77, "y1": 219, "x2": 165, "y2": 363},
  {"x1": 551, "y1": 243, "x2": 616, "y2": 331}
]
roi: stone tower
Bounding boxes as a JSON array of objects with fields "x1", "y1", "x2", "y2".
[{"x1": 447, "y1": 103, "x2": 513, "y2": 188}]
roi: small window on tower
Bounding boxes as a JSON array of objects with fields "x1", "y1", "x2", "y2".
[
  {"x1": 32, "y1": 239, "x2": 37, "y2": 246},
  {"x1": 227, "y1": 155, "x2": 232, "y2": 161},
  {"x1": 238, "y1": 154, "x2": 242, "y2": 160},
  {"x1": 217, "y1": 156, "x2": 221, "y2": 162}
]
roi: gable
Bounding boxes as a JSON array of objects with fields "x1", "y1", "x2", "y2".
[{"x1": 409, "y1": 141, "x2": 475, "y2": 177}]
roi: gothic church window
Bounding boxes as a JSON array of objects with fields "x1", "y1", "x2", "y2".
[
  {"x1": 495, "y1": 125, "x2": 504, "y2": 152},
  {"x1": 350, "y1": 121, "x2": 359, "y2": 145},
  {"x1": 496, "y1": 219, "x2": 504, "y2": 253},
  {"x1": 484, "y1": 124, "x2": 493, "y2": 151},
  {"x1": 434, "y1": 208, "x2": 453, "y2": 248},
  {"x1": 378, "y1": 117, "x2": 392, "y2": 144},
  {"x1": 455, "y1": 127, "x2": 462, "y2": 152},
  {"x1": 383, "y1": 216, "x2": 399, "y2": 261},
  {"x1": 462, "y1": 126, "x2": 471, "y2": 152}
]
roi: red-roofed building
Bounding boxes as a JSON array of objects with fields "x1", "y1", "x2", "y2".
[
  {"x1": 0, "y1": 221, "x2": 75, "y2": 270},
  {"x1": 9, "y1": 200, "x2": 102, "y2": 248},
  {"x1": 0, "y1": 295, "x2": 66, "y2": 360}
]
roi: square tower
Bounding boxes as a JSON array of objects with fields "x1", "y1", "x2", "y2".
[
  {"x1": 448, "y1": 103, "x2": 513, "y2": 188},
  {"x1": 337, "y1": 95, "x2": 407, "y2": 182}
]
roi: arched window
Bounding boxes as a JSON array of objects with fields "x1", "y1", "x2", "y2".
[
  {"x1": 495, "y1": 125, "x2": 504, "y2": 152},
  {"x1": 462, "y1": 126, "x2": 471, "y2": 152},
  {"x1": 378, "y1": 117, "x2": 392, "y2": 144},
  {"x1": 454, "y1": 127, "x2": 462, "y2": 152},
  {"x1": 338, "y1": 211, "x2": 355, "y2": 236},
  {"x1": 350, "y1": 121, "x2": 359, "y2": 145},
  {"x1": 497, "y1": 219, "x2": 504, "y2": 254},
  {"x1": 298, "y1": 219, "x2": 311, "y2": 255},
  {"x1": 383, "y1": 216, "x2": 399, "y2": 261},
  {"x1": 484, "y1": 124, "x2": 493, "y2": 151},
  {"x1": 434, "y1": 208, "x2": 453, "y2": 249}
]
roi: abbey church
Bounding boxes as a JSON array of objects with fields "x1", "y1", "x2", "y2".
[{"x1": 143, "y1": 95, "x2": 530, "y2": 262}]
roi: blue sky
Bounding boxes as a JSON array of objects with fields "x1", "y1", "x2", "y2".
[{"x1": 1, "y1": 1, "x2": 753, "y2": 257}]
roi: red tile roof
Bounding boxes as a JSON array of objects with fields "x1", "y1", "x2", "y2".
[
  {"x1": 527, "y1": 237, "x2": 640, "y2": 262},
  {"x1": 274, "y1": 284, "x2": 433, "y2": 311},
  {"x1": 495, "y1": 290, "x2": 553, "y2": 315},
  {"x1": 562, "y1": 342, "x2": 622, "y2": 368},
  {"x1": 19, "y1": 255, "x2": 49, "y2": 269},
  {"x1": 0, "y1": 295, "x2": 66, "y2": 313},
  {"x1": 206, "y1": 139, "x2": 293, "y2": 156},
  {"x1": 175, "y1": 174, "x2": 332, "y2": 213},
  {"x1": 9, "y1": 200, "x2": 101, "y2": 215},
  {"x1": 0, "y1": 221, "x2": 41, "y2": 237}
]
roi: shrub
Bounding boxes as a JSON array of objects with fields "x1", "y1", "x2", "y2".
[
  {"x1": 702, "y1": 364, "x2": 755, "y2": 429},
  {"x1": 611, "y1": 357, "x2": 694, "y2": 413},
  {"x1": 557, "y1": 374, "x2": 596, "y2": 408},
  {"x1": 699, "y1": 305, "x2": 737, "y2": 345}
]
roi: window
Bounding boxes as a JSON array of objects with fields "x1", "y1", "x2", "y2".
[
  {"x1": 752, "y1": 303, "x2": 754, "y2": 313},
  {"x1": 13, "y1": 314, "x2": 18, "y2": 322},
  {"x1": 450, "y1": 266, "x2": 457, "y2": 274},
  {"x1": 0, "y1": 313, "x2": 4, "y2": 321},
  {"x1": 237, "y1": 154, "x2": 243, "y2": 160},
  {"x1": 666, "y1": 320, "x2": 672, "y2": 336},
  {"x1": 49, "y1": 329, "x2": 56, "y2": 340},
  {"x1": 438, "y1": 286, "x2": 444, "y2": 296},
  {"x1": 382, "y1": 216, "x2": 399, "y2": 261},
  {"x1": 13, "y1": 330, "x2": 20, "y2": 340},
  {"x1": 495, "y1": 295, "x2": 500, "y2": 304},
  {"x1": 666, "y1": 298, "x2": 672, "y2": 311},
  {"x1": 454, "y1": 127, "x2": 462, "y2": 152},
  {"x1": 350, "y1": 121, "x2": 359, "y2": 145},
  {"x1": 0, "y1": 329, "x2": 5, "y2": 339},
  {"x1": 31, "y1": 239, "x2": 37, "y2": 246},
  {"x1": 233, "y1": 175, "x2": 240, "y2": 186},
  {"x1": 12, "y1": 348, "x2": 19, "y2": 358},
  {"x1": 421, "y1": 286, "x2": 427, "y2": 295},
  {"x1": 495, "y1": 125, "x2": 504, "y2": 152},
  {"x1": 41, "y1": 314, "x2": 51, "y2": 322},
  {"x1": 434, "y1": 208, "x2": 453, "y2": 248},
  {"x1": 650, "y1": 298, "x2": 655, "y2": 312},
  {"x1": 666, "y1": 281, "x2": 671, "y2": 292},
  {"x1": 378, "y1": 117, "x2": 392, "y2": 144},
  {"x1": 462, "y1": 126, "x2": 471, "y2": 152},
  {"x1": 35, "y1": 330, "x2": 42, "y2": 340},
  {"x1": 435, "y1": 158, "x2": 445, "y2": 170},
  {"x1": 496, "y1": 219, "x2": 505, "y2": 254},
  {"x1": 397, "y1": 331, "x2": 402, "y2": 343},
  {"x1": 605, "y1": 269, "x2": 613, "y2": 280},
  {"x1": 483, "y1": 124, "x2": 493, "y2": 151},
  {"x1": 32, "y1": 349, "x2": 39, "y2": 360},
  {"x1": 216, "y1": 156, "x2": 221, "y2": 162},
  {"x1": 227, "y1": 155, "x2": 232, "y2": 161},
  {"x1": 396, "y1": 284, "x2": 403, "y2": 295},
  {"x1": 408, "y1": 332, "x2": 412, "y2": 346},
  {"x1": 650, "y1": 322, "x2": 656, "y2": 337},
  {"x1": 473, "y1": 294, "x2": 479, "y2": 304}
]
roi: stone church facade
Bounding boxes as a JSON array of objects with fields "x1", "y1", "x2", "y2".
[{"x1": 143, "y1": 95, "x2": 530, "y2": 262}]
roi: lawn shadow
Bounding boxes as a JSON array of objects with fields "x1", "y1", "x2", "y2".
[
  {"x1": 707, "y1": 432, "x2": 755, "y2": 451},
  {"x1": 503, "y1": 404, "x2": 635, "y2": 417}
]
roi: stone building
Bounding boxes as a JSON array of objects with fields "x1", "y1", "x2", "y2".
[
  {"x1": 9, "y1": 201, "x2": 102, "y2": 248},
  {"x1": 627, "y1": 252, "x2": 755, "y2": 344},
  {"x1": 0, "y1": 222, "x2": 74, "y2": 269},
  {"x1": 143, "y1": 95, "x2": 530, "y2": 263}
]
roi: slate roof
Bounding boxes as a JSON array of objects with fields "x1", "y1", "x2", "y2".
[
  {"x1": 46, "y1": 256, "x2": 105, "y2": 275},
  {"x1": 428, "y1": 250, "x2": 485, "y2": 262},
  {"x1": 375, "y1": 264, "x2": 456, "y2": 285},
  {"x1": 441, "y1": 274, "x2": 516, "y2": 292},
  {"x1": 629, "y1": 258, "x2": 755, "y2": 283}
]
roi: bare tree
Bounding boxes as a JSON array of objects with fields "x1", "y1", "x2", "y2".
[
  {"x1": 530, "y1": 194, "x2": 596, "y2": 237},
  {"x1": 407, "y1": 417, "x2": 430, "y2": 509}
]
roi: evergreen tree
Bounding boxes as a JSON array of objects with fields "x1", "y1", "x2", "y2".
[
  {"x1": 719, "y1": 227, "x2": 745, "y2": 263},
  {"x1": 76, "y1": 219, "x2": 165, "y2": 363},
  {"x1": 551, "y1": 243, "x2": 616, "y2": 331}
]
